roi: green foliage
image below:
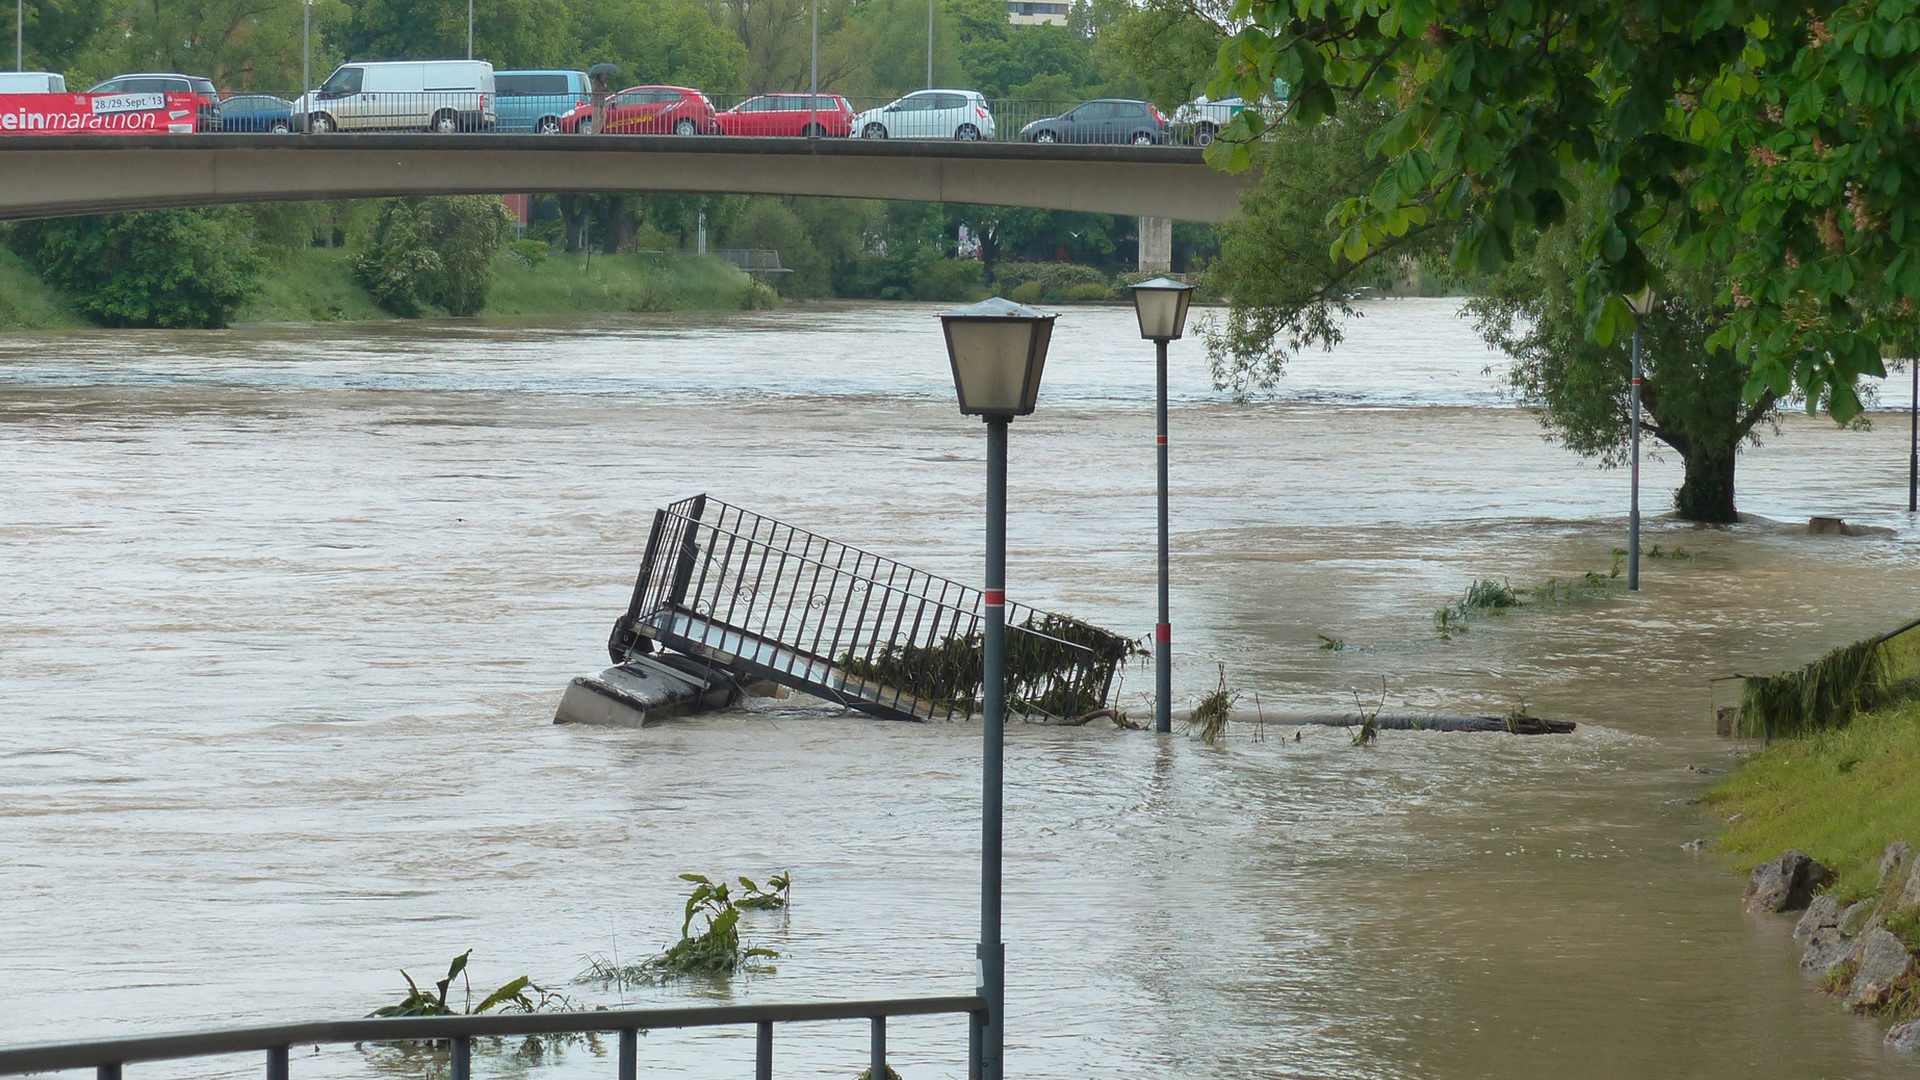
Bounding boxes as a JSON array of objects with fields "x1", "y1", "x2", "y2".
[
  {"x1": 1062, "y1": 282, "x2": 1116, "y2": 302},
  {"x1": 907, "y1": 254, "x2": 985, "y2": 302},
  {"x1": 6, "y1": 209, "x2": 261, "y2": 329},
  {"x1": 839, "y1": 613, "x2": 1137, "y2": 720},
  {"x1": 582, "y1": 873, "x2": 789, "y2": 986},
  {"x1": 570, "y1": 0, "x2": 748, "y2": 95},
  {"x1": 1706, "y1": 697, "x2": 1920, "y2": 896},
  {"x1": 1738, "y1": 636, "x2": 1897, "y2": 741},
  {"x1": 1187, "y1": 663, "x2": 1239, "y2": 745},
  {"x1": 1203, "y1": 101, "x2": 1457, "y2": 399},
  {"x1": 370, "y1": 951, "x2": 544, "y2": 1018},
  {"x1": 355, "y1": 197, "x2": 513, "y2": 318},
  {"x1": 0, "y1": 245, "x2": 86, "y2": 330},
  {"x1": 1315, "y1": 633, "x2": 1345, "y2": 652},
  {"x1": 233, "y1": 248, "x2": 387, "y2": 324},
  {"x1": 1467, "y1": 194, "x2": 1781, "y2": 523},
  {"x1": 1208, "y1": 0, "x2": 1919, "y2": 422},
  {"x1": 507, "y1": 239, "x2": 550, "y2": 269}
]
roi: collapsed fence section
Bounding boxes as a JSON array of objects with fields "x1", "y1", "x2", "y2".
[
  {"x1": 609, "y1": 495, "x2": 1135, "y2": 723},
  {"x1": 1734, "y1": 616, "x2": 1920, "y2": 740}
]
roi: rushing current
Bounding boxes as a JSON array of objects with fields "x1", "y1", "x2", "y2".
[{"x1": 2, "y1": 299, "x2": 1918, "y2": 1080}]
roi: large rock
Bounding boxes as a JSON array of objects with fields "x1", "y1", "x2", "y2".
[
  {"x1": 1889, "y1": 1020, "x2": 1920, "y2": 1053},
  {"x1": 1743, "y1": 850, "x2": 1837, "y2": 914},
  {"x1": 1795, "y1": 894, "x2": 1843, "y2": 943},
  {"x1": 1800, "y1": 928, "x2": 1857, "y2": 977},
  {"x1": 1879, "y1": 841, "x2": 1915, "y2": 892},
  {"x1": 1837, "y1": 899, "x2": 1880, "y2": 938},
  {"x1": 1845, "y1": 928, "x2": 1915, "y2": 1010},
  {"x1": 1899, "y1": 858, "x2": 1920, "y2": 912}
]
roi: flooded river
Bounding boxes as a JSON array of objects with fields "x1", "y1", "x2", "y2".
[{"x1": 2, "y1": 299, "x2": 1918, "y2": 1079}]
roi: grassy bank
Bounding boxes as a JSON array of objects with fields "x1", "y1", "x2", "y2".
[
  {"x1": 1705, "y1": 697, "x2": 1920, "y2": 894},
  {"x1": 483, "y1": 252, "x2": 759, "y2": 315},
  {"x1": 0, "y1": 247, "x2": 86, "y2": 331},
  {"x1": 3, "y1": 246, "x2": 763, "y2": 329}
]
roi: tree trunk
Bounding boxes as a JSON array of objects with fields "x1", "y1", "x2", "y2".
[
  {"x1": 1674, "y1": 440, "x2": 1738, "y2": 523},
  {"x1": 560, "y1": 196, "x2": 592, "y2": 253}
]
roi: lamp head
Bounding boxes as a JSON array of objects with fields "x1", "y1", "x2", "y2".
[
  {"x1": 940, "y1": 297, "x2": 1056, "y2": 419},
  {"x1": 1129, "y1": 275, "x2": 1194, "y2": 341},
  {"x1": 1626, "y1": 286, "x2": 1656, "y2": 317}
]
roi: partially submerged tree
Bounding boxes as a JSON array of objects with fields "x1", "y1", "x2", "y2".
[{"x1": 1470, "y1": 224, "x2": 1780, "y2": 523}]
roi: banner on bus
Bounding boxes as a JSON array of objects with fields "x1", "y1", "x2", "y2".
[{"x1": 0, "y1": 93, "x2": 201, "y2": 135}]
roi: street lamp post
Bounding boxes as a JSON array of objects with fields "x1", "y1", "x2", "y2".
[
  {"x1": 467, "y1": 0, "x2": 474, "y2": 59},
  {"x1": 927, "y1": 0, "x2": 934, "y2": 87},
  {"x1": 301, "y1": 0, "x2": 310, "y2": 110},
  {"x1": 940, "y1": 296, "x2": 1056, "y2": 1080},
  {"x1": 1626, "y1": 287, "x2": 1655, "y2": 592},
  {"x1": 1129, "y1": 276, "x2": 1193, "y2": 735},
  {"x1": 17, "y1": 0, "x2": 24, "y2": 71},
  {"x1": 1908, "y1": 356, "x2": 1917, "y2": 513}
]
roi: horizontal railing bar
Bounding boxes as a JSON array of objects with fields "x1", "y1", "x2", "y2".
[{"x1": 0, "y1": 996, "x2": 986, "y2": 1076}]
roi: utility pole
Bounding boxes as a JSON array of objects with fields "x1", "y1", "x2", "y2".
[
  {"x1": 927, "y1": 0, "x2": 933, "y2": 87},
  {"x1": 808, "y1": 0, "x2": 817, "y2": 137},
  {"x1": 301, "y1": 0, "x2": 310, "y2": 100},
  {"x1": 467, "y1": 0, "x2": 474, "y2": 59},
  {"x1": 17, "y1": 0, "x2": 24, "y2": 72}
]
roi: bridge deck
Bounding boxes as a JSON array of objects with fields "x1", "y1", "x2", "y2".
[{"x1": 0, "y1": 134, "x2": 1253, "y2": 223}]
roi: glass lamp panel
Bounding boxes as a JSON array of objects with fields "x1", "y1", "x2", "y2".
[
  {"x1": 941, "y1": 298, "x2": 1055, "y2": 417},
  {"x1": 1130, "y1": 277, "x2": 1193, "y2": 340}
]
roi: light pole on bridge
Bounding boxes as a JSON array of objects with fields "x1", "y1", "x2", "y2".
[
  {"x1": 467, "y1": 0, "x2": 474, "y2": 60},
  {"x1": 301, "y1": 0, "x2": 309, "y2": 106},
  {"x1": 17, "y1": 0, "x2": 23, "y2": 72}
]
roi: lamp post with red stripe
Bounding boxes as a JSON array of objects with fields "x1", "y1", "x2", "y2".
[
  {"x1": 940, "y1": 296, "x2": 1055, "y2": 1080},
  {"x1": 1130, "y1": 277, "x2": 1195, "y2": 734},
  {"x1": 1626, "y1": 287, "x2": 1656, "y2": 592}
]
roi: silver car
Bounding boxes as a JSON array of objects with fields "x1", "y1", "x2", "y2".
[{"x1": 853, "y1": 90, "x2": 996, "y2": 141}]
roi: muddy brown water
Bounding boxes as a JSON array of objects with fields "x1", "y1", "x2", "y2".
[{"x1": 2, "y1": 299, "x2": 1918, "y2": 1078}]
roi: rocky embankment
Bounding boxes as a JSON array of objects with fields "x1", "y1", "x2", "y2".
[{"x1": 1745, "y1": 844, "x2": 1920, "y2": 1051}]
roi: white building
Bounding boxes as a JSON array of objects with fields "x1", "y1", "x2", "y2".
[{"x1": 1005, "y1": 0, "x2": 1069, "y2": 25}]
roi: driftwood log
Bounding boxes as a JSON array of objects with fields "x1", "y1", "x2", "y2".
[{"x1": 1274, "y1": 713, "x2": 1575, "y2": 734}]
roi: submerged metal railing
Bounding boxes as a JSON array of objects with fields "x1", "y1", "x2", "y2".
[
  {"x1": 0, "y1": 994, "x2": 986, "y2": 1078},
  {"x1": 609, "y1": 495, "x2": 1133, "y2": 723}
]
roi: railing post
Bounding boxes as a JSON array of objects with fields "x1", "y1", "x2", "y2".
[
  {"x1": 869, "y1": 1016, "x2": 886, "y2": 1080},
  {"x1": 755, "y1": 1020, "x2": 773, "y2": 1080},
  {"x1": 450, "y1": 1034, "x2": 471, "y2": 1080},
  {"x1": 619, "y1": 1028, "x2": 638, "y2": 1080},
  {"x1": 969, "y1": 1009, "x2": 984, "y2": 1080},
  {"x1": 266, "y1": 1044, "x2": 289, "y2": 1080}
]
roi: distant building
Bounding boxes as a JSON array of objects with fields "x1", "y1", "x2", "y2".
[{"x1": 1005, "y1": 0, "x2": 1069, "y2": 25}]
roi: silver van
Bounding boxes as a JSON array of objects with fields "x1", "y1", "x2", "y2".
[
  {"x1": 0, "y1": 72, "x2": 67, "y2": 93},
  {"x1": 295, "y1": 60, "x2": 495, "y2": 133}
]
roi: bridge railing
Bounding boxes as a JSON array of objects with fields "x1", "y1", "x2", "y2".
[
  {"x1": 0, "y1": 994, "x2": 988, "y2": 1079},
  {"x1": 612, "y1": 495, "x2": 1134, "y2": 723},
  {"x1": 196, "y1": 93, "x2": 1212, "y2": 144}
]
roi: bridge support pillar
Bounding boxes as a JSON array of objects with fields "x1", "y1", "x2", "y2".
[{"x1": 1137, "y1": 216, "x2": 1173, "y2": 274}]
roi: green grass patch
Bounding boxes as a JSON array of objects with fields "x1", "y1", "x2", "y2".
[
  {"x1": 234, "y1": 247, "x2": 386, "y2": 324},
  {"x1": 484, "y1": 252, "x2": 757, "y2": 315},
  {"x1": 1704, "y1": 697, "x2": 1920, "y2": 887},
  {"x1": 0, "y1": 246, "x2": 86, "y2": 330}
]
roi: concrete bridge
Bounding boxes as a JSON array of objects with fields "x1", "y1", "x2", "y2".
[{"x1": 0, "y1": 133, "x2": 1253, "y2": 224}]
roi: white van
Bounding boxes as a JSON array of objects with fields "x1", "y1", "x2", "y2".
[
  {"x1": 295, "y1": 60, "x2": 495, "y2": 133},
  {"x1": 0, "y1": 72, "x2": 68, "y2": 93}
]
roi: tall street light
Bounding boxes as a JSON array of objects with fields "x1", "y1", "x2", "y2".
[
  {"x1": 1626, "y1": 287, "x2": 1655, "y2": 592},
  {"x1": 940, "y1": 296, "x2": 1055, "y2": 1080},
  {"x1": 1907, "y1": 356, "x2": 1917, "y2": 513},
  {"x1": 467, "y1": 0, "x2": 474, "y2": 60},
  {"x1": 301, "y1": 0, "x2": 310, "y2": 108},
  {"x1": 17, "y1": 0, "x2": 24, "y2": 71},
  {"x1": 927, "y1": 0, "x2": 934, "y2": 87},
  {"x1": 1130, "y1": 276, "x2": 1193, "y2": 735}
]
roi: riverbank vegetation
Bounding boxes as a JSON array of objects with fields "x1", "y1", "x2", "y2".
[
  {"x1": 1706, "y1": 699, "x2": 1920, "y2": 891},
  {"x1": 580, "y1": 872, "x2": 790, "y2": 987}
]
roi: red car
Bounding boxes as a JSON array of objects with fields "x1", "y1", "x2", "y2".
[
  {"x1": 560, "y1": 85, "x2": 717, "y2": 135},
  {"x1": 715, "y1": 93, "x2": 854, "y2": 137}
]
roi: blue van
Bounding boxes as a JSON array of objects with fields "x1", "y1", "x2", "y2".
[{"x1": 493, "y1": 70, "x2": 590, "y2": 133}]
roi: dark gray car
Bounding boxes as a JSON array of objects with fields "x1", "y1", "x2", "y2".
[{"x1": 1019, "y1": 99, "x2": 1166, "y2": 145}]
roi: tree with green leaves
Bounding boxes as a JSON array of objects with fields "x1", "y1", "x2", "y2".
[
  {"x1": 354, "y1": 197, "x2": 513, "y2": 317},
  {"x1": 1470, "y1": 222, "x2": 1782, "y2": 523},
  {"x1": 1206, "y1": 0, "x2": 1920, "y2": 424},
  {"x1": 6, "y1": 209, "x2": 261, "y2": 328}
]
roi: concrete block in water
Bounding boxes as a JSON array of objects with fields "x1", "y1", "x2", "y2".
[{"x1": 554, "y1": 657, "x2": 739, "y2": 727}]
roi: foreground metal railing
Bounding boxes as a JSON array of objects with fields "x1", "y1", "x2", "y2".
[
  {"x1": 0, "y1": 994, "x2": 987, "y2": 1079},
  {"x1": 609, "y1": 495, "x2": 1133, "y2": 723}
]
